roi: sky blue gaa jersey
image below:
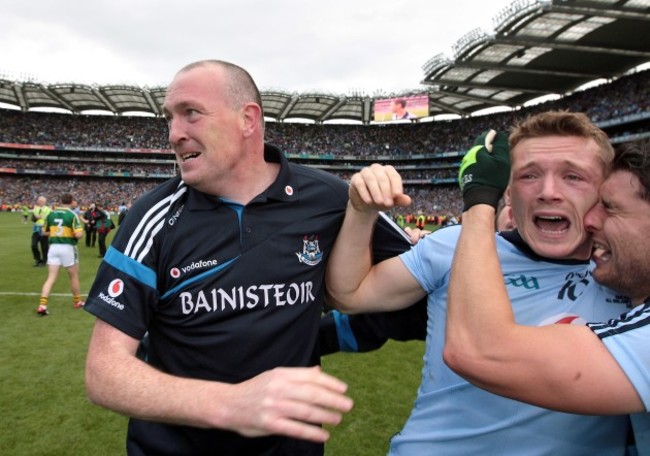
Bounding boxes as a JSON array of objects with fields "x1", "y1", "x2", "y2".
[
  {"x1": 389, "y1": 225, "x2": 630, "y2": 456},
  {"x1": 589, "y1": 299, "x2": 650, "y2": 455}
]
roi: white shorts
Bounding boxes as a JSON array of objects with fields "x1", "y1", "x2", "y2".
[{"x1": 47, "y1": 244, "x2": 79, "y2": 268}]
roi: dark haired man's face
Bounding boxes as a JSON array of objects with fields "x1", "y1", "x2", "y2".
[{"x1": 586, "y1": 170, "x2": 650, "y2": 302}]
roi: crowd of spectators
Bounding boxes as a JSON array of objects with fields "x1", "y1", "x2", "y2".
[
  {"x1": 1, "y1": 175, "x2": 158, "y2": 212},
  {"x1": 0, "y1": 70, "x2": 647, "y2": 154},
  {"x1": 0, "y1": 173, "x2": 462, "y2": 217},
  {"x1": 0, "y1": 114, "x2": 167, "y2": 150},
  {"x1": 0, "y1": 69, "x2": 648, "y2": 218},
  {"x1": 0, "y1": 159, "x2": 176, "y2": 176}
]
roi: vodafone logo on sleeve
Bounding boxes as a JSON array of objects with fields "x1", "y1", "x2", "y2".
[
  {"x1": 108, "y1": 279, "x2": 125, "y2": 298},
  {"x1": 98, "y1": 279, "x2": 126, "y2": 310}
]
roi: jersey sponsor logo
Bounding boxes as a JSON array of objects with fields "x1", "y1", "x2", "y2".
[
  {"x1": 98, "y1": 292, "x2": 125, "y2": 311},
  {"x1": 171, "y1": 259, "x2": 219, "y2": 277},
  {"x1": 179, "y1": 281, "x2": 316, "y2": 314},
  {"x1": 98, "y1": 279, "x2": 125, "y2": 310},
  {"x1": 504, "y1": 274, "x2": 539, "y2": 290},
  {"x1": 557, "y1": 270, "x2": 591, "y2": 301},
  {"x1": 538, "y1": 312, "x2": 587, "y2": 326},
  {"x1": 108, "y1": 279, "x2": 124, "y2": 297},
  {"x1": 296, "y1": 235, "x2": 322, "y2": 266}
]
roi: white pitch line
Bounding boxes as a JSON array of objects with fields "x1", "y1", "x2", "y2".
[{"x1": 0, "y1": 292, "x2": 74, "y2": 297}]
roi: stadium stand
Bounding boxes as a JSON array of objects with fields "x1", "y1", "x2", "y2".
[
  {"x1": 1, "y1": 68, "x2": 649, "y2": 218},
  {"x1": 1, "y1": 67, "x2": 648, "y2": 220}
]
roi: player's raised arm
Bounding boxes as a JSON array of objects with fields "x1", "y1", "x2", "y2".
[
  {"x1": 444, "y1": 129, "x2": 512, "y2": 370},
  {"x1": 325, "y1": 164, "x2": 424, "y2": 314}
]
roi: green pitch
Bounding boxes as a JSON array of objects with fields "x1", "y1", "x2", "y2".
[{"x1": 0, "y1": 211, "x2": 423, "y2": 455}]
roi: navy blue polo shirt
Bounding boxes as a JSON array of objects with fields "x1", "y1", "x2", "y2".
[{"x1": 84, "y1": 144, "x2": 412, "y2": 455}]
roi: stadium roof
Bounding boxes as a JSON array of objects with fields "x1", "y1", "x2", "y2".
[
  {"x1": 0, "y1": 0, "x2": 648, "y2": 123},
  {"x1": 422, "y1": 0, "x2": 650, "y2": 117}
]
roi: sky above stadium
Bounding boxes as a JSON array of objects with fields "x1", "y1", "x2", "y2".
[{"x1": 1, "y1": 0, "x2": 513, "y2": 95}]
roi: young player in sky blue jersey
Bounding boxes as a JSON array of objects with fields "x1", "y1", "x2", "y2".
[
  {"x1": 445, "y1": 138, "x2": 650, "y2": 454},
  {"x1": 326, "y1": 112, "x2": 631, "y2": 454}
]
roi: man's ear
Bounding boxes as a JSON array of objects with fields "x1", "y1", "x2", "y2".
[
  {"x1": 504, "y1": 186, "x2": 511, "y2": 206},
  {"x1": 241, "y1": 103, "x2": 262, "y2": 138}
]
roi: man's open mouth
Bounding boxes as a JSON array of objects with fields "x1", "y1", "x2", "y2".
[
  {"x1": 534, "y1": 215, "x2": 570, "y2": 234},
  {"x1": 592, "y1": 242, "x2": 611, "y2": 262},
  {"x1": 181, "y1": 152, "x2": 201, "y2": 162}
]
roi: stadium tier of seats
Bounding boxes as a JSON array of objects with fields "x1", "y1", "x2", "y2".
[{"x1": 1, "y1": 70, "x2": 648, "y2": 218}]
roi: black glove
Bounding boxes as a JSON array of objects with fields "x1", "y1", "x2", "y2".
[{"x1": 458, "y1": 129, "x2": 510, "y2": 211}]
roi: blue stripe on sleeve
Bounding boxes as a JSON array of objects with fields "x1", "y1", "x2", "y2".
[
  {"x1": 104, "y1": 246, "x2": 157, "y2": 289},
  {"x1": 334, "y1": 311, "x2": 359, "y2": 352}
]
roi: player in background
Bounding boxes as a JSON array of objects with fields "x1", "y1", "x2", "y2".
[{"x1": 37, "y1": 193, "x2": 84, "y2": 315}]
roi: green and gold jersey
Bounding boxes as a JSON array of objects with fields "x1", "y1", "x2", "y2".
[{"x1": 45, "y1": 207, "x2": 83, "y2": 245}]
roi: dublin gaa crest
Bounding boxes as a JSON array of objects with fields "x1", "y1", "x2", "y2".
[{"x1": 296, "y1": 235, "x2": 322, "y2": 266}]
